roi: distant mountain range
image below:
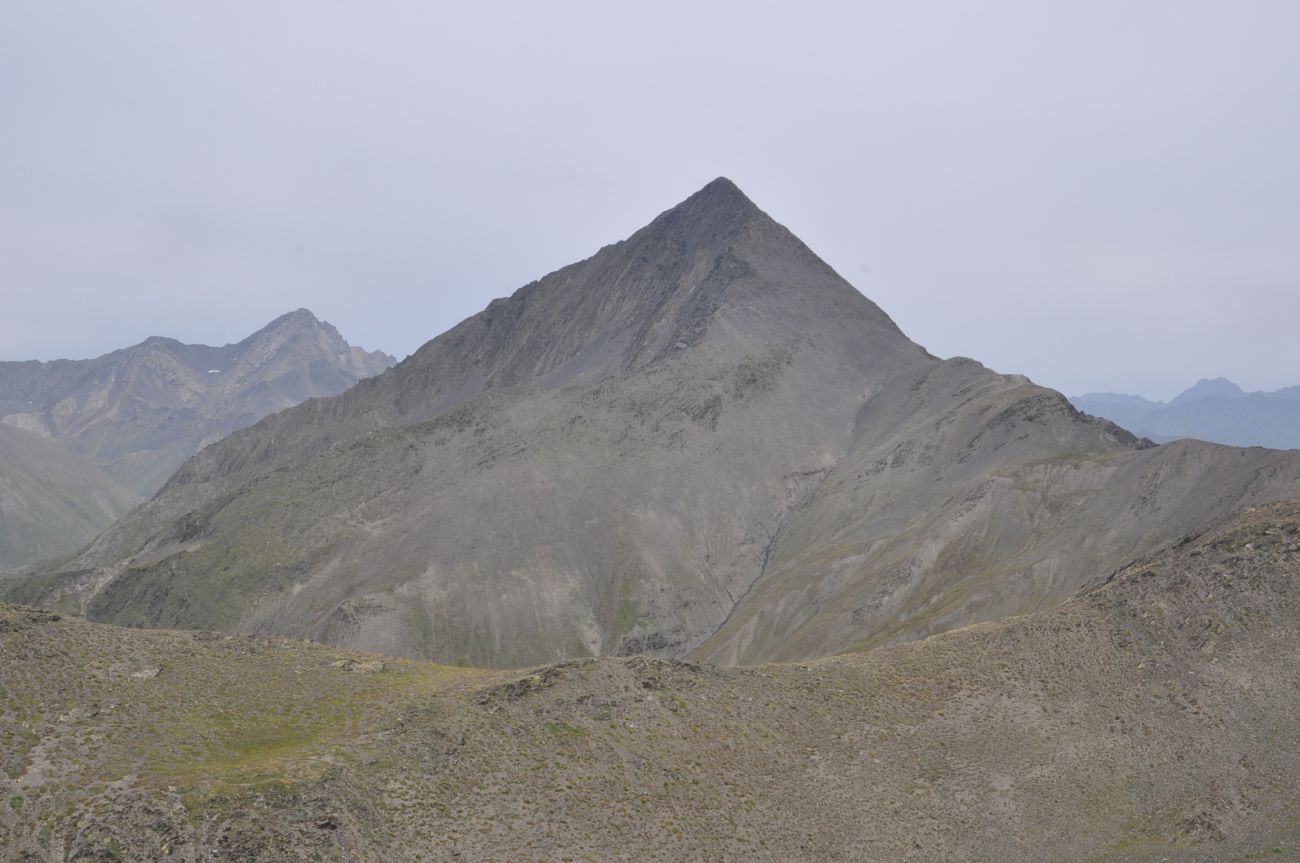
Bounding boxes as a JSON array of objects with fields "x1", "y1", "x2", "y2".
[
  {"x1": 0, "y1": 310, "x2": 393, "y2": 567},
  {"x1": 1072, "y1": 377, "x2": 1300, "y2": 449}
]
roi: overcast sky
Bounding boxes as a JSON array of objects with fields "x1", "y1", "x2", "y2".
[{"x1": 3, "y1": 2, "x2": 1297, "y2": 400}]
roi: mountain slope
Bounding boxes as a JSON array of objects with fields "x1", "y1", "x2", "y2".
[
  {"x1": 697, "y1": 360, "x2": 1300, "y2": 663},
  {"x1": 2, "y1": 501, "x2": 1298, "y2": 861},
  {"x1": 0, "y1": 425, "x2": 140, "y2": 568},
  {"x1": 0, "y1": 309, "x2": 394, "y2": 496},
  {"x1": 8, "y1": 179, "x2": 1300, "y2": 667}
]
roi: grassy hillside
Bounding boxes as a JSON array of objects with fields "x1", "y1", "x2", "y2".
[{"x1": 2, "y1": 501, "x2": 1298, "y2": 861}]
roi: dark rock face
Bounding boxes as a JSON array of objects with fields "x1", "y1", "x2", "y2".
[{"x1": 10, "y1": 180, "x2": 1300, "y2": 667}]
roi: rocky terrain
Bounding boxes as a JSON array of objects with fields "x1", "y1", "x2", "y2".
[
  {"x1": 2, "y1": 500, "x2": 1297, "y2": 861},
  {"x1": 0, "y1": 309, "x2": 394, "y2": 499},
  {"x1": 1073, "y1": 378, "x2": 1300, "y2": 449},
  {"x1": 8, "y1": 179, "x2": 1300, "y2": 668}
]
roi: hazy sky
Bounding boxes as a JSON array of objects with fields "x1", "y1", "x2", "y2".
[{"x1": 3, "y1": 2, "x2": 1298, "y2": 400}]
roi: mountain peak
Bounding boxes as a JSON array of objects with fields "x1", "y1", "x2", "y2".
[
  {"x1": 263, "y1": 308, "x2": 321, "y2": 330},
  {"x1": 678, "y1": 176, "x2": 759, "y2": 216},
  {"x1": 691, "y1": 176, "x2": 753, "y2": 209},
  {"x1": 637, "y1": 177, "x2": 764, "y2": 250},
  {"x1": 244, "y1": 309, "x2": 337, "y2": 348},
  {"x1": 1171, "y1": 377, "x2": 1244, "y2": 405}
]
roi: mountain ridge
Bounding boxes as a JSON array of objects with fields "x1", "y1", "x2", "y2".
[{"x1": 0, "y1": 309, "x2": 395, "y2": 497}]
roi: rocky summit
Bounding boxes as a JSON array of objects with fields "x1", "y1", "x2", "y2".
[{"x1": 7, "y1": 179, "x2": 1300, "y2": 670}]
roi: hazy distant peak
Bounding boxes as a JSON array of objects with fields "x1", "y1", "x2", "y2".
[
  {"x1": 257, "y1": 307, "x2": 323, "y2": 333},
  {"x1": 134, "y1": 310, "x2": 326, "y2": 356},
  {"x1": 0, "y1": 309, "x2": 395, "y2": 501},
  {"x1": 138, "y1": 335, "x2": 185, "y2": 350},
  {"x1": 1072, "y1": 376, "x2": 1300, "y2": 449},
  {"x1": 244, "y1": 309, "x2": 394, "y2": 362},
  {"x1": 1072, "y1": 391, "x2": 1163, "y2": 408},
  {"x1": 1171, "y1": 377, "x2": 1245, "y2": 405}
]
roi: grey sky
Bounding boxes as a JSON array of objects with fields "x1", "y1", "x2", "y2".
[{"x1": 3, "y1": 1, "x2": 1297, "y2": 400}]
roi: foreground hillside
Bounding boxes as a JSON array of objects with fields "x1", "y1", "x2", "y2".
[
  {"x1": 12, "y1": 179, "x2": 1300, "y2": 668},
  {"x1": 3, "y1": 502, "x2": 1297, "y2": 861}
]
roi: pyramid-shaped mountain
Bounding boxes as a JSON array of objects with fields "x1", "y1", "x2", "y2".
[{"x1": 9, "y1": 180, "x2": 1300, "y2": 666}]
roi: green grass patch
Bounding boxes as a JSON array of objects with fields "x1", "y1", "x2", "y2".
[
  {"x1": 142, "y1": 657, "x2": 475, "y2": 804},
  {"x1": 545, "y1": 720, "x2": 585, "y2": 738}
]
